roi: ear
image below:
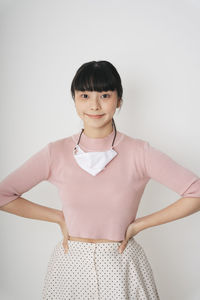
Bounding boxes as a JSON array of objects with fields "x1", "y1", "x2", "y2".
[{"x1": 117, "y1": 98, "x2": 122, "y2": 108}]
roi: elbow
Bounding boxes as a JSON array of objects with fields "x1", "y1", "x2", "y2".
[{"x1": 0, "y1": 195, "x2": 21, "y2": 210}]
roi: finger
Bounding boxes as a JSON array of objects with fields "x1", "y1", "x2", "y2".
[
  {"x1": 63, "y1": 236, "x2": 69, "y2": 253},
  {"x1": 118, "y1": 240, "x2": 128, "y2": 254}
]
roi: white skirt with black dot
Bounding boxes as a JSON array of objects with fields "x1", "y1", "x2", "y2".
[{"x1": 42, "y1": 237, "x2": 160, "y2": 300}]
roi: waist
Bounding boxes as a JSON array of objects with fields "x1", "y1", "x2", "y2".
[{"x1": 68, "y1": 236, "x2": 122, "y2": 243}]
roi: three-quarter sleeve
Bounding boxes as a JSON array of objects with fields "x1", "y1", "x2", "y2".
[
  {"x1": 144, "y1": 141, "x2": 200, "y2": 198},
  {"x1": 0, "y1": 143, "x2": 51, "y2": 208}
]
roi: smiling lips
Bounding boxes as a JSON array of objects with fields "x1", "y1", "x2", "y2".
[{"x1": 86, "y1": 114, "x2": 105, "y2": 119}]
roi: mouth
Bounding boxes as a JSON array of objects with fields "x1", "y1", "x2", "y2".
[{"x1": 86, "y1": 114, "x2": 105, "y2": 119}]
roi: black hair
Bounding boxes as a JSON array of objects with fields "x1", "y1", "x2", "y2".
[{"x1": 70, "y1": 60, "x2": 123, "y2": 103}]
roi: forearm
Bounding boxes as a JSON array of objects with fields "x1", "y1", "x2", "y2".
[
  {"x1": 0, "y1": 197, "x2": 64, "y2": 224},
  {"x1": 136, "y1": 197, "x2": 200, "y2": 231}
]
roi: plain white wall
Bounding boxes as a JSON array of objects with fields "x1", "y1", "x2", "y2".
[{"x1": 0, "y1": 0, "x2": 200, "y2": 299}]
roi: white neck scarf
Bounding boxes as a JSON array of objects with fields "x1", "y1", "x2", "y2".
[{"x1": 73, "y1": 126, "x2": 118, "y2": 176}]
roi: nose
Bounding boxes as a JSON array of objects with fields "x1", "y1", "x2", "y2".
[{"x1": 89, "y1": 95, "x2": 101, "y2": 109}]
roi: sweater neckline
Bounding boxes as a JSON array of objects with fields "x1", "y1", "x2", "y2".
[{"x1": 72, "y1": 129, "x2": 124, "y2": 151}]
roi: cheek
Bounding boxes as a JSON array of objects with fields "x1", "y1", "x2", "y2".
[
  {"x1": 75, "y1": 101, "x2": 85, "y2": 112},
  {"x1": 104, "y1": 101, "x2": 118, "y2": 112}
]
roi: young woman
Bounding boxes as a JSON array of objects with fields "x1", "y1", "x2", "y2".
[{"x1": 0, "y1": 60, "x2": 200, "y2": 300}]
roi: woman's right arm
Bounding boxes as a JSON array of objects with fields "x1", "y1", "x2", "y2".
[
  {"x1": 0, "y1": 196, "x2": 64, "y2": 225},
  {"x1": 0, "y1": 143, "x2": 51, "y2": 208},
  {"x1": 0, "y1": 143, "x2": 60, "y2": 222},
  {"x1": 0, "y1": 143, "x2": 70, "y2": 251}
]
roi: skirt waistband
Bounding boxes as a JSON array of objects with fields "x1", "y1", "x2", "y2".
[{"x1": 68, "y1": 236, "x2": 123, "y2": 243}]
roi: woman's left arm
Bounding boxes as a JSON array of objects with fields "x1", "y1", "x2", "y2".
[
  {"x1": 135, "y1": 196, "x2": 200, "y2": 232},
  {"x1": 118, "y1": 197, "x2": 200, "y2": 253},
  {"x1": 118, "y1": 141, "x2": 200, "y2": 253},
  {"x1": 139, "y1": 141, "x2": 200, "y2": 229}
]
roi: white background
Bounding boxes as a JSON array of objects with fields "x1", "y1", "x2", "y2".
[{"x1": 0, "y1": 0, "x2": 200, "y2": 299}]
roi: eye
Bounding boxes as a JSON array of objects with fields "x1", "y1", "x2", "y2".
[
  {"x1": 101, "y1": 93, "x2": 110, "y2": 98},
  {"x1": 81, "y1": 94, "x2": 88, "y2": 99}
]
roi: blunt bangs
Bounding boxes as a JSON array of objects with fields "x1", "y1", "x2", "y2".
[{"x1": 71, "y1": 61, "x2": 123, "y2": 100}]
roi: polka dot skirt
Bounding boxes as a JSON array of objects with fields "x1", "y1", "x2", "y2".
[{"x1": 42, "y1": 237, "x2": 160, "y2": 300}]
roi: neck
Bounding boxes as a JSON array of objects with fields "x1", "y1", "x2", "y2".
[
  {"x1": 82, "y1": 123, "x2": 114, "y2": 139},
  {"x1": 72, "y1": 127, "x2": 121, "y2": 152}
]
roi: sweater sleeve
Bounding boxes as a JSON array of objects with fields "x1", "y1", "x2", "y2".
[
  {"x1": 144, "y1": 141, "x2": 200, "y2": 197},
  {"x1": 0, "y1": 143, "x2": 51, "y2": 208}
]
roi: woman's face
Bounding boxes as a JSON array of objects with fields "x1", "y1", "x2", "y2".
[{"x1": 74, "y1": 90, "x2": 121, "y2": 129}]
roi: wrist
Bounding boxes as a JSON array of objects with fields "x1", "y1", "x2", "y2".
[{"x1": 134, "y1": 217, "x2": 148, "y2": 232}]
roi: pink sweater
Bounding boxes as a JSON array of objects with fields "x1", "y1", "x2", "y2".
[{"x1": 0, "y1": 129, "x2": 200, "y2": 241}]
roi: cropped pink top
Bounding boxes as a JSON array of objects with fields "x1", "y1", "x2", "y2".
[{"x1": 0, "y1": 129, "x2": 200, "y2": 241}]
